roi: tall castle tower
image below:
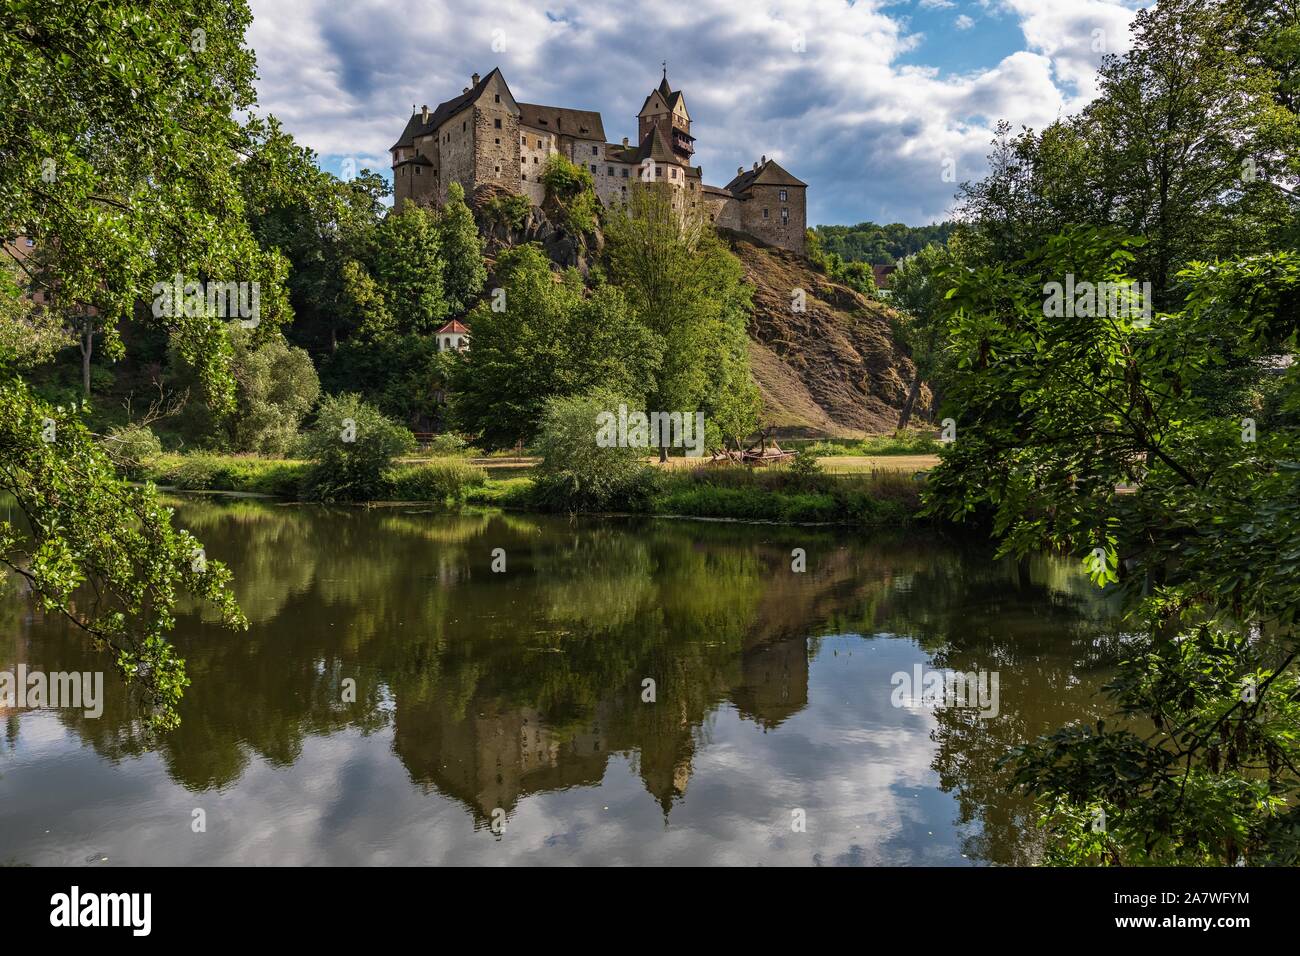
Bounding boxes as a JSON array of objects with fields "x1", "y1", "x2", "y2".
[{"x1": 637, "y1": 65, "x2": 695, "y2": 165}]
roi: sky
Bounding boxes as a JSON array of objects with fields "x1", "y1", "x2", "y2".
[{"x1": 246, "y1": 0, "x2": 1146, "y2": 227}]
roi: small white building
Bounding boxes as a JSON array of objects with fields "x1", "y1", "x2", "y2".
[{"x1": 436, "y1": 318, "x2": 470, "y2": 352}]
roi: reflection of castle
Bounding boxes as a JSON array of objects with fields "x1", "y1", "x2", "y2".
[{"x1": 392, "y1": 629, "x2": 813, "y2": 822}]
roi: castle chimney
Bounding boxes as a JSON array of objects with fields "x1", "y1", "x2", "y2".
[
  {"x1": 752, "y1": 161, "x2": 759, "y2": 170},
  {"x1": 761, "y1": 155, "x2": 767, "y2": 164},
  {"x1": 472, "y1": 72, "x2": 480, "y2": 87},
  {"x1": 622, "y1": 137, "x2": 629, "y2": 147},
  {"x1": 463, "y1": 87, "x2": 469, "y2": 94},
  {"x1": 737, "y1": 166, "x2": 743, "y2": 175},
  {"x1": 421, "y1": 105, "x2": 429, "y2": 123}
]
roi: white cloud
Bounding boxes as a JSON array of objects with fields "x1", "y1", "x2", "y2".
[
  {"x1": 954, "y1": 14, "x2": 975, "y2": 30},
  {"x1": 245, "y1": 0, "x2": 1142, "y2": 224}
]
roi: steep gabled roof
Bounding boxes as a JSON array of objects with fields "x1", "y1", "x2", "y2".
[
  {"x1": 390, "y1": 67, "x2": 506, "y2": 151},
  {"x1": 723, "y1": 159, "x2": 807, "y2": 195},
  {"x1": 631, "y1": 125, "x2": 679, "y2": 165},
  {"x1": 437, "y1": 319, "x2": 470, "y2": 335},
  {"x1": 516, "y1": 103, "x2": 606, "y2": 141}
]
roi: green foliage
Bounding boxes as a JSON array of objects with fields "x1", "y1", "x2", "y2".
[
  {"x1": 484, "y1": 192, "x2": 532, "y2": 231},
  {"x1": 438, "y1": 182, "x2": 487, "y2": 313},
  {"x1": 802, "y1": 431, "x2": 940, "y2": 456},
  {"x1": 153, "y1": 453, "x2": 307, "y2": 498},
  {"x1": 99, "y1": 422, "x2": 162, "y2": 478},
  {"x1": 323, "y1": 332, "x2": 450, "y2": 431},
  {"x1": 426, "y1": 432, "x2": 471, "y2": 456},
  {"x1": 372, "y1": 202, "x2": 448, "y2": 333},
  {"x1": 0, "y1": 0, "x2": 293, "y2": 717},
  {"x1": 789, "y1": 446, "x2": 824, "y2": 489},
  {"x1": 926, "y1": 222, "x2": 1300, "y2": 864},
  {"x1": 653, "y1": 466, "x2": 920, "y2": 525},
  {"x1": 300, "y1": 393, "x2": 415, "y2": 501},
  {"x1": 452, "y1": 244, "x2": 661, "y2": 446},
  {"x1": 169, "y1": 327, "x2": 320, "y2": 454},
  {"x1": 0, "y1": 260, "x2": 70, "y2": 370},
  {"x1": 0, "y1": 382, "x2": 246, "y2": 728},
  {"x1": 604, "y1": 185, "x2": 760, "y2": 454},
  {"x1": 811, "y1": 221, "x2": 956, "y2": 265},
  {"x1": 338, "y1": 259, "x2": 393, "y2": 342},
  {"x1": 531, "y1": 391, "x2": 658, "y2": 511},
  {"x1": 237, "y1": 116, "x2": 389, "y2": 354},
  {"x1": 541, "y1": 155, "x2": 599, "y2": 236},
  {"x1": 386, "y1": 458, "x2": 487, "y2": 502}
]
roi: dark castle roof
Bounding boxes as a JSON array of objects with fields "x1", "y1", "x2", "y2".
[
  {"x1": 723, "y1": 159, "x2": 807, "y2": 195},
  {"x1": 390, "y1": 68, "x2": 503, "y2": 151},
  {"x1": 516, "y1": 103, "x2": 606, "y2": 141}
]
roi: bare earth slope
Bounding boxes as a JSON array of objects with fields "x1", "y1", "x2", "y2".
[{"x1": 729, "y1": 238, "x2": 921, "y2": 437}]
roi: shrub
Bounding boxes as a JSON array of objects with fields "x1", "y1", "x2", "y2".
[
  {"x1": 531, "y1": 391, "x2": 657, "y2": 511},
  {"x1": 300, "y1": 393, "x2": 414, "y2": 501},
  {"x1": 100, "y1": 423, "x2": 162, "y2": 478},
  {"x1": 386, "y1": 458, "x2": 487, "y2": 502},
  {"x1": 426, "y1": 432, "x2": 470, "y2": 456},
  {"x1": 789, "y1": 446, "x2": 825, "y2": 490}
]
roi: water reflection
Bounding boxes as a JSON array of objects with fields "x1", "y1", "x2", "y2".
[{"x1": 0, "y1": 499, "x2": 1122, "y2": 865}]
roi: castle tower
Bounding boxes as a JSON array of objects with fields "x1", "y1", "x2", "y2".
[{"x1": 637, "y1": 65, "x2": 694, "y2": 165}]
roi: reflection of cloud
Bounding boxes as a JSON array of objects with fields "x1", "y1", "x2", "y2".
[{"x1": 0, "y1": 637, "x2": 971, "y2": 865}]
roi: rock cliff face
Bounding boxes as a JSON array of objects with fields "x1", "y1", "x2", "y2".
[
  {"x1": 467, "y1": 187, "x2": 924, "y2": 436},
  {"x1": 470, "y1": 183, "x2": 601, "y2": 275},
  {"x1": 729, "y1": 238, "x2": 927, "y2": 437}
]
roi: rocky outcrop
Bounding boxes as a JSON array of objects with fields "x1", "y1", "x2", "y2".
[
  {"x1": 470, "y1": 184, "x2": 601, "y2": 276},
  {"x1": 729, "y1": 238, "x2": 930, "y2": 437}
]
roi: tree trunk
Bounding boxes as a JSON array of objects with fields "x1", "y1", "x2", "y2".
[
  {"x1": 80, "y1": 315, "x2": 93, "y2": 397},
  {"x1": 896, "y1": 374, "x2": 921, "y2": 432},
  {"x1": 659, "y1": 444, "x2": 668, "y2": 464}
]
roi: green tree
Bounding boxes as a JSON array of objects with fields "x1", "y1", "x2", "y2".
[
  {"x1": 437, "y1": 182, "x2": 487, "y2": 314},
  {"x1": 452, "y1": 244, "x2": 661, "y2": 447},
  {"x1": 0, "y1": 0, "x2": 300, "y2": 721},
  {"x1": 888, "y1": 241, "x2": 965, "y2": 429},
  {"x1": 372, "y1": 202, "x2": 447, "y2": 333},
  {"x1": 604, "y1": 185, "x2": 756, "y2": 459},
  {"x1": 926, "y1": 226, "x2": 1300, "y2": 864},
  {"x1": 300, "y1": 393, "x2": 415, "y2": 501},
  {"x1": 532, "y1": 390, "x2": 656, "y2": 512}
]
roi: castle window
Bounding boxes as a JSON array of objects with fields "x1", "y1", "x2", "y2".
[
  {"x1": 495, "y1": 138, "x2": 500, "y2": 144},
  {"x1": 608, "y1": 167, "x2": 614, "y2": 176},
  {"x1": 782, "y1": 208, "x2": 789, "y2": 223},
  {"x1": 495, "y1": 165, "x2": 501, "y2": 174},
  {"x1": 591, "y1": 146, "x2": 598, "y2": 155},
  {"x1": 521, "y1": 135, "x2": 526, "y2": 145},
  {"x1": 655, "y1": 167, "x2": 663, "y2": 178},
  {"x1": 494, "y1": 94, "x2": 501, "y2": 103},
  {"x1": 494, "y1": 118, "x2": 502, "y2": 129},
  {"x1": 621, "y1": 168, "x2": 628, "y2": 178},
  {"x1": 590, "y1": 164, "x2": 597, "y2": 173},
  {"x1": 415, "y1": 167, "x2": 420, "y2": 174},
  {"x1": 671, "y1": 168, "x2": 677, "y2": 179},
  {"x1": 462, "y1": 121, "x2": 466, "y2": 131},
  {"x1": 779, "y1": 189, "x2": 788, "y2": 201},
  {"x1": 522, "y1": 173, "x2": 527, "y2": 181},
  {"x1": 533, "y1": 156, "x2": 538, "y2": 163},
  {"x1": 763, "y1": 208, "x2": 769, "y2": 219}
]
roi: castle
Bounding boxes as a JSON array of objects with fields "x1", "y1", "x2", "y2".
[{"x1": 390, "y1": 67, "x2": 807, "y2": 254}]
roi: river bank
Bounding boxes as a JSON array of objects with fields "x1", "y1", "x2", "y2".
[{"x1": 141, "y1": 452, "x2": 929, "y2": 527}]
